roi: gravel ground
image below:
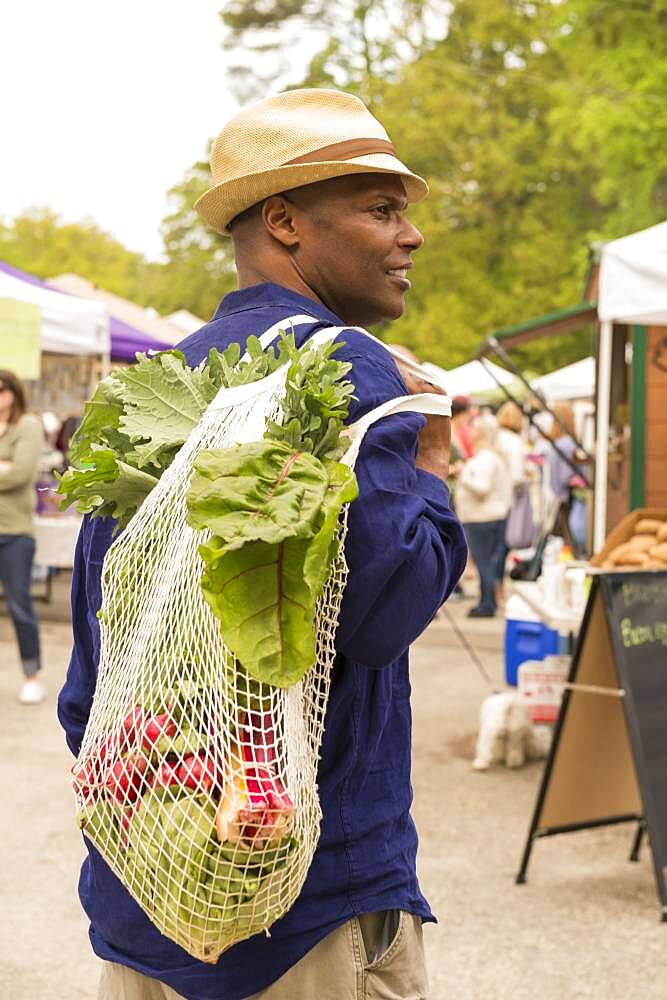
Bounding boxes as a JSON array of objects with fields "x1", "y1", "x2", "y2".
[{"x1": 0, "y1": 573, "x2": 664, "y2": 999}]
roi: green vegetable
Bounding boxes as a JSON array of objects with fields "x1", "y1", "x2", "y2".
[
  {"x1": 56, "y1": 338, "x2": 291, "y2": 529},
  {"x1": 191, "y1": 455, "x2": 357, "y2": 686},
  {"x1": 187, "y1": 440, "x2": 330, "y2": 549},
  {"x1": 57, "y1": 449, "x2": 159, "y2": 528}
]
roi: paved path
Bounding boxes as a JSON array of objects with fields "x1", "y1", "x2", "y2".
[{"x1": 0, "y1": 576, "x2": 663, "y2": 999}]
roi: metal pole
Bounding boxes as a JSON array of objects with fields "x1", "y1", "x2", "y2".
[
  {"x1": 594, "y1": 321, "x2": 613, "y2": 552},
  {"x1": 477, "y1": 351, "x2": 593, "y2": 489}
]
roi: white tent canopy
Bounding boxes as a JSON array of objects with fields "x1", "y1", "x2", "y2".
[
  {"x1": 530, "y1": 356, "x2": 595, "y2": 401},
  {"x1": 0, "y1": 269, "x2": 109, "y2": 357},
  {"x1": 595, "y1": 219, "x2": 667, "y2": 551},
  {"x1": 421, "y1": 358, "x2": 515, "y2": 396},
  {"x1": 598, "y1": 220, "x2": 667, "y2": 325}
]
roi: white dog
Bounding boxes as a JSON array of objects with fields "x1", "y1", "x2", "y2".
[{"x1": 472, "y1": 691, "x2": 552, "y2": 770}]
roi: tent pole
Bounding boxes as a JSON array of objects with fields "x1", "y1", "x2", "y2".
[
  {"x1": 479, "y1": 348, "x2": 593, "y2": 490},
  {"x1": 594, "y1": 321, "x2": 613, "y2": 552},
  {"x1": 100, "y1": 314, "x2": 111, "y2": 378}
]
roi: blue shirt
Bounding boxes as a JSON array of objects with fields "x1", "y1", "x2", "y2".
[{"x1": 58, "y1": 282, "x2": 467, "y2": 1000}]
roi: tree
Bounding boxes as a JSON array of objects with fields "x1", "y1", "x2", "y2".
[
  {"x1": 153, "y1": 157, "x2": 237, "y2": 320},
  {"x1": 373, "y1": 0, "x2": 600, "y2": 369},
  {"x1": 219, "y1": 0, "x2": 447, "y2": 104},
  {"x1": 0, "y1": 208, "x2": 149, "y2": 302}
]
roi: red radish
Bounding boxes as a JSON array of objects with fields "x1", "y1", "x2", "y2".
[
  {"x1": 106, "y1": 752, "x2": 149, "y2": 804},
  {"x1": 71, "y1": 757, "x2": 99, "y2": 799},
  {"x1": 141, "y1": 710, "x2": 176, "y2": 749},
  {"x1": 121, "y1": 705, "x2": 146, "y2": 745},
  {"x1": 244, "y1": 713, "x2": 277, "y2": 766},
  {"x1": 154, "y1": 761, "x2": 180, "y2": 790},
  {"x1": 120, "y1": 805, "x2": 135, "y2": 832},
  {"x1": 176, "y1": 752, "x2": 217, "y2": 793}
]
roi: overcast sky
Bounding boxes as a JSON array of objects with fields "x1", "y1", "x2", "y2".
[{"x1": 0, "y1": 1, "x2": 247, "y2": 260}]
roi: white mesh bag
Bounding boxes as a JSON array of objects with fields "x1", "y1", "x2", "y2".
[{"x1": 72, "y1": 315, "x2": 450, "y2": 962}]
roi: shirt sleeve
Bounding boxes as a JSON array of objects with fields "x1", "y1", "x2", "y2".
[
  {"x1": 57, "y1": 517, "x2": 111, "y2": 756},
  {"x1": 0, "y1": 416, "x2": 43, "y2": 491},
  {"x1": 332, "y1": 334, "x2": 468, "y2": 668}
]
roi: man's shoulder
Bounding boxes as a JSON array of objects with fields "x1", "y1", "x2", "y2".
[{"x1": 177, "y1": 309, "x2": 401, "y2": 383}]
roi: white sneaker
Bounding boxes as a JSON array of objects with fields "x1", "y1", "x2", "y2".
[{"x1": 19, "y1": 679, "x2": 46, "y2": 705}]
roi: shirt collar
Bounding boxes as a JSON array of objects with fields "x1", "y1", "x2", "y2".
[{"x1": 213, "y1": 281, "x2": 343, "y2": 327}]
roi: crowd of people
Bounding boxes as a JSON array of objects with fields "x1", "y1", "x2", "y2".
[{"x1": 447, "y1": 393, "x2": 586, "y2": 618}]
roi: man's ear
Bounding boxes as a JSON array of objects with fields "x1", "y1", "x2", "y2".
[{"x1": 261, "y1": 195, "x2": 300, "y2": 248}]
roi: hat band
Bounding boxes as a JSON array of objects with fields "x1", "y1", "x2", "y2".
[{"x1": 286, "y1": 138, "x2": 397, "y2": 165}]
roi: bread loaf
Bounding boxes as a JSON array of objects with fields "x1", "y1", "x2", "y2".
[{"x1": 634, "y1": 518, "x2": 664, "y2": 535}]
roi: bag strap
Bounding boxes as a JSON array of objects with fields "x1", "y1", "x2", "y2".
[
  {"x1": 240, "y1": 314, "x2": 321, "y2": 360},
  {"x1": 220, "y1": 315, "x2": 452, "y2": 460},
  {"x1": 341, "y1": 392, "x2": 451, "y2": 468},
  {"x1": 246, "y1": 314, "x2": 449, "y2": 391}
]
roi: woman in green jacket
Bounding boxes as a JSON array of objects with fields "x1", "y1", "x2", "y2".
[{"x1": 0, "y1": 370, "x2": 45, "y2": 703}]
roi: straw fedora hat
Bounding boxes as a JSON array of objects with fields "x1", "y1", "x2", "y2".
[{"x1": 195, "y1": 88, "x2": 429, "y2": 234}]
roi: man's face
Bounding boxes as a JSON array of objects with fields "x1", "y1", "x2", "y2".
[{"x1": 283, "y1": 174, "x2": 424, "y2": 327}]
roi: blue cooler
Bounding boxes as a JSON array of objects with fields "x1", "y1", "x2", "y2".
[{"x1": 504, "y1": 594, "x2": 560, "y2": 686}]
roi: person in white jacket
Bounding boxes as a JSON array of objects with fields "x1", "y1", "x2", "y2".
[{"x1": 456, "y1": 413, "x2": 511, "y2": 617}]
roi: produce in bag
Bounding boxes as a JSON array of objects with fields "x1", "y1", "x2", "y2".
[
  {"x1": 66, "y1": 322, "x2": 360, "y2": 961},
  {"x1": 64, "y1": 318, "x2": 451, "y2": 961}
]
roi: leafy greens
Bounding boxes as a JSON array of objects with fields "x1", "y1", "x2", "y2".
[
  {"x1": 57, "y1": 340, "x2": 290, "y2": 529},
  {"x1": 186, "y1": 334, "x2": 358, "y2": 688},
  {"x1": 59, "y1": 329, "x2": 359, "y2": 689}
]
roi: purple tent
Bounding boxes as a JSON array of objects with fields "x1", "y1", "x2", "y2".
[{"x1": 0, "y1": 260, "x2": 174, "y2": 360}]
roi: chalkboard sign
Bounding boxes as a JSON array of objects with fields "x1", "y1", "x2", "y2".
[
  {"x1": 517, "y1": 571, "x2": 667, "y2": 921},
  {"x1": 604, "y1": 574, "x2": 667, "y2": 872}
]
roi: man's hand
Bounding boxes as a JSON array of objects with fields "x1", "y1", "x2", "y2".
[{"x1": 397, "y1": 365, "x2": 451, "y2": 483}]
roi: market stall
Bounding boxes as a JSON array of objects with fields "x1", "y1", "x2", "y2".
[
  {"x1": 595, "y1": 221, "x2": 667, "y2": 549},
  {"x1": 0, "y1": 260, "x2": 172, "y2": 580},
  {"x1": 421, "y1": 357, "x2": 517, "y2": 398}
]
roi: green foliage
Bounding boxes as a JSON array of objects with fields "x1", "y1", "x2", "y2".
[
  {"x1": 192, "y1": 458, "x2": 357, "y2": 688},
  {"x1": 157, "y1": 155, "x2": 237, "y2": 319},
  {"x1": 219, "y1": 0, "x2": 443, "y2": 104},
  {"x1": 4, "y1": 1, "x2": 666, "y2": 377},
  {"x1": 57, "y1": 339, "x2": 291, "y2": 527},
  {"x1": 0, "y1": 208, "x2": 150, "y2": 303},
  {"x1": 186, "y1": 334, "x2": 358, "y2": 687},
  {"x1": 264, "y1": 335, "x2": 355, "y2": 460},
  {"x1": 206, "y1": 0, "x2": 667, "y2": 374},
  {"x1": 57, "y1": 449, "x2": 159, "y2": 527},
  {"x1": 188, "y1": 441, "x2": 331, "y2": 548}
]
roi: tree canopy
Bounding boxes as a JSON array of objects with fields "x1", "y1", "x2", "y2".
[{"x1": 2, "y1": 0, "x2": 666, "y2": 371}]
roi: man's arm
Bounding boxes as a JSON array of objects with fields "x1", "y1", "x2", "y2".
[
  {"x1": 333, "y1": 343, "x2": 467, "y2": 668},
  {"x1": 57, "y1": 518, "x2": 109, "y2": 756}
]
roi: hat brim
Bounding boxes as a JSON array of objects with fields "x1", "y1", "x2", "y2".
[{"x1": 194, "y1": 153, "x2": 429, "y2": 235}]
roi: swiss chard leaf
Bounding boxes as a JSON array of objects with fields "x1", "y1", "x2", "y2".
[
  {"x1": 194, "y1": 458, "x2": 357, "y2": 686},
  {"x1": 197, "y1": 535, "x2": 317, "y2": 688},
  {"x1": 302, "y1": 461, "x2": 358, "y2": 600},
  {"x1": 186, "y1": 440, "x2": 329, "y2": 550}
]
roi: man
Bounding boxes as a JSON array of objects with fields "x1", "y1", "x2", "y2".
[{"x1": 59, "y1": 88, "x2": 467, "y2": 1000}]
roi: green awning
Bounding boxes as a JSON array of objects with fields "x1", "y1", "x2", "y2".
[{"x1": 477, "y1": 301, "x2": 597, "y2": 355}]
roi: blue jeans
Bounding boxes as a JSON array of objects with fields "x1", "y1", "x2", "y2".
[
  {"x1": 0, "y1": 534, "x2": 41, "y2": 676},
  {"x1": 464, "y1": 520, "x2": 506, "y2": 612}
]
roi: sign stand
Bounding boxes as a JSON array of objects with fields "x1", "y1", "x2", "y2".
[{"x1": 516, "y1": 572, "x2": 667, "y2": 921}]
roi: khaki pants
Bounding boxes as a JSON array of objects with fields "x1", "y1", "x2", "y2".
[{"x1": 97, "y1": 910, "x2": 429, "y2": 1000}]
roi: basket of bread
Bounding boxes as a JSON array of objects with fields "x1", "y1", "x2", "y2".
[{"x1": 590, "y1": 508, "x2": 667, "y2": 572}]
